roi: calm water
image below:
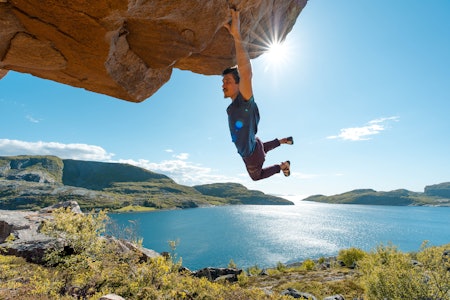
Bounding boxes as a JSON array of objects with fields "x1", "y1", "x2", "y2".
[{"x1": 108, "y1": 202, "x2": 450, "y2": 270}]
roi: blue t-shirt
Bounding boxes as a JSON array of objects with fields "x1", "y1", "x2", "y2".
[{"x1": 227, "y1": 93, "x2": 260, "y2": 158}]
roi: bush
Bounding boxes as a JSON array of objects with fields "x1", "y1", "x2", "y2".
[
  {"x1": 358, "y1": 243, "x2": 450, "y2": 299},
  {"x1": 338, "y1": 247, "x2": 366, "y2": 267},
  {"x1": 276, "y1": 261, "x2": 287, "y2": 272},
  {"x1": 228, "y1": 259, "x2": 237, "y2": 268},
  {"x1": 301, "y1": 259, "x2": 316, "y2": 271},
  {"x1": 247, "y1": 264, "x2": 262, "y2": 276},
  {"x1": 415, "y1": 242, "x2": 450, "y2": 297}
]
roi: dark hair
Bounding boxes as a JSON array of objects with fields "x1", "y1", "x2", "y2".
[{"x1": 222, "y1": 66, "x2": 240, "y2": 83}]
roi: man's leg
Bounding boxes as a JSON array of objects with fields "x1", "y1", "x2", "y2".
[
  {"x1": 263, "y1": 139, "x2": 280, "y2": 153},
  {"x1": 246, "y1": 162, "x2": 281, "y2": 181},
  {"x1": 257, "y1": 164, "x2": 282, "y2": 180},
  {"x1": 263, "y1": 136, "x2": 293, "y2": 153},
  {"x1": 244, "y1": 139, "x2": 281, "y2": 181}
]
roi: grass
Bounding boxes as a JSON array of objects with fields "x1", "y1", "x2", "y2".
[
  {"x1": 0, "y1": 253, "x2": 364, "y2": 299},
  {"x1": 113, "y1": 205, "x2": 157, "y2": 213}
]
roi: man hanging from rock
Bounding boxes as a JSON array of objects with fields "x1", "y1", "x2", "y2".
[{"x1": 222, "y1": 8, "x2": 293, "y2": 180}]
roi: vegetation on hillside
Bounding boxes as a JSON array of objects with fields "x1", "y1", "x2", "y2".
[
  {"x1": 1, "y1": 209, "x2": 448, "y2": 299},
  {"x1": 193, "y1": 182, "x2": 293, "y2": 205},
  {"x1": 62, "y1": 159, "x2": 171, "y2": 190}
]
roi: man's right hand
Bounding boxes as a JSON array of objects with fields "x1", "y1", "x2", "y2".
[{"x1": 224, "y1": 9, "x2": 241, "y2": 40}]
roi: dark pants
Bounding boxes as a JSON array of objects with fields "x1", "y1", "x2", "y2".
[{"x1": 243, "y1": 138, "x2": 281, "y2": 181}]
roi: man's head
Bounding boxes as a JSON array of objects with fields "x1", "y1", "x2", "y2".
[{"x1": 222, "y1": 66, "x2": 240, "y2": 99}]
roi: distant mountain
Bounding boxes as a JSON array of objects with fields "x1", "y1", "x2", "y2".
[
  {"x1": 0, "y1": 155, "x2": 293, "y2": 211},
  {"x1": 303, "y1": 183, "x2": 450, "y2": 206}
]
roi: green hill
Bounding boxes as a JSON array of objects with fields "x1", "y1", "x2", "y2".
[
  {"x1": 424, "y1": 182, "x2": 450, "y2": 198},
  {"x1": 0, "y1": 155, "x2": 293, "y2": 211},
  {"x1": 193, "y1": 182, "x2": 293, "y2": 205},
  {"x1": 304, "y1": 184, "x2": 450, "y2": 206}
]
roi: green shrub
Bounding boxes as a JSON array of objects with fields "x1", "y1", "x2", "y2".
[
  {"x1": 276, "y1": 261, "x2": 287, "y2": 272},
  {"x1": 358, "y1": 243, "x2": 450, "y2": 299},
  {"x1": 228, "y1": 259, "x2": 237, "y2": 268},
  {"x1": 301, "y1": 259, "x2": 316, "y2": 271},
  {"x1": 237, "y1": 271, "x2": 249, "y2": 286},
  {"x1": 338, "y1": 247, "x2": 367, "y2": 267},
  {"x1": 415, "y1": 242, "x2": 450, "y2": 298},
  {"x1": 247, "y1": 264, "x2": 262, "y2": 276}
]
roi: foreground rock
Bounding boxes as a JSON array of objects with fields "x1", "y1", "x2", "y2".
[
  {"x1": 193, "y1": 267, "x2": 243, "y2": 282},
  {"x1": 281, "y1": 288, "x2": 317, "y2": 299},
  {"x1": 0, "y1": 201, "x2": 160, "y2": 263},
  {"x1": 0, "y1": 0, "x2": 307, "y2": 102},
  {"x1": 99, "y1": 294, "x2": 125, "y2": 300},
  {"x1": 0, "y1": 206, "x2": 55, "y2": 263}
]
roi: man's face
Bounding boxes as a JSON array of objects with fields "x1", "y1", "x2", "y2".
[{"x1": 222, "y1": 74, "x2": 239, "y2": 99}]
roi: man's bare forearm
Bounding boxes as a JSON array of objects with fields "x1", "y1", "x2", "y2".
[
  {"x1": 225, "y1": 9, "x2": 253, "y2": 99},
  {"x1": 233, "y1": 35, "x2": 252, "y2": 83}
]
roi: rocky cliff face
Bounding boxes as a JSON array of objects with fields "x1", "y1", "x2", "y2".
[
  {"x1": 0, "y1": 0, "x2": 307, "y2": 102},
  {"x1": 0, "y1": 155, "x2": 63, "y2": 183},
  {"x1": 425, "y1": 182, "x2": 450, "y2": 198}
]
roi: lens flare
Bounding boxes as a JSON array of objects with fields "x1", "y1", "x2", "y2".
[
  {"x1": 244, "y1": 12, "x2": 300, "y2": 75},
  {"x1": 265, "y1": 41, "x2": 288, "y2": 65}
]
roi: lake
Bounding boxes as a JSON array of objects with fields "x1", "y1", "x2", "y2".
[{"x1": 108, "y1": 201, "x2": 450, "y2": 270}]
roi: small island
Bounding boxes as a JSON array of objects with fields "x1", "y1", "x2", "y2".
[{"x1": 303, "y1": 182, "x2": 450, "y2": 206}]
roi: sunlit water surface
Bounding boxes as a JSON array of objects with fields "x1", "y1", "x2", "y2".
[{"x1": 109, "y1": 202, "x2": 450, "y2": 270}]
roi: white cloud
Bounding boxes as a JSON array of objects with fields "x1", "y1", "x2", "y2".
[
  {"x1": 26, "y1": 115, "x2": 40, "y2": 123},
  {"x1": 0, "y1": 139, "x2": 239, "y2": 186},
  {"x1": 327, "y1": 116, "x2": 399, "y2": 141},
  {"x1": 118, "y1": 158, "x2": 240, "y2": 186},
  {"x1": 0, "y1": 139, "x2": 114, "y2": 160},
  {"x1": 174, "y1": 152, "x2": 189, "y2": 160},
  {"x1": 291, "y1": 171, "x2": 319, "y2": 179}
]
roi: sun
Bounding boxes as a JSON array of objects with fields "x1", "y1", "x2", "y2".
[
  {"x1": 266, "y1": 41, "x2": 288, "y2": 63},
  {"x1": 261, "y1": 39, "x2": 291, "y2": 71}
]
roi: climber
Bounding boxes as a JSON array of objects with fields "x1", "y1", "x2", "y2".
[{"x1": 222, "y1": 8, "x2": 293, "y2": 181}]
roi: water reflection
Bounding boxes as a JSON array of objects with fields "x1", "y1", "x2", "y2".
[{"x1": 109, "y1": 202, "x2": 450, "y2": 270}]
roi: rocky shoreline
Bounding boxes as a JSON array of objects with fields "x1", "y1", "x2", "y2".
[{"x1": 1, "y1": 201, "x2": 354, "y2": 299}]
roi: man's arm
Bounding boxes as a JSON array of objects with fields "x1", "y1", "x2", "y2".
[{"x1": 224, "y1": 9, "x2": 253, "y2": 101}]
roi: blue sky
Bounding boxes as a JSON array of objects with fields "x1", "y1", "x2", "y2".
[{"x1": 1, "y1": 1, "x2": 449, "y2": 202}]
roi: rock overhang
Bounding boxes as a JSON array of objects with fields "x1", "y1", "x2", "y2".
[{"x1": 0, "y1": 0, "x2": 307, "y2": 102}]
